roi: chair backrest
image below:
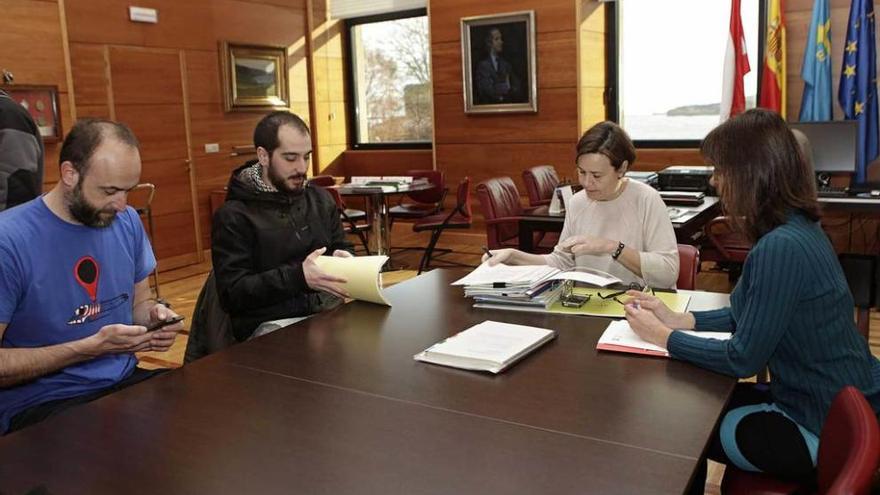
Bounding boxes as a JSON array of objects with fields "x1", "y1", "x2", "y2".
[
  {"x1": 522, "y1": 165, "x2": 560, "y2": 207},
  {"x1": 309, "y1": 175, "x2": 336, "y2": 187},
  {"x1": 817, "y1": 386, "x2": 880, "y2": 495},
  {"x1": 705, "y1": 216, "x2": 753, "y2": 263},
  {"x1": 406, "y1": 169, "x2": 445, "y2": 204},
  {"x1": 476, "y1": 177, "x2": 524, "y2": 248},
  {"x1": 676, "y1": 244, "x2": 699, "y2": 290},
  {"x1": 128, "y1": 183, "x2": 156, "y2": 213}
]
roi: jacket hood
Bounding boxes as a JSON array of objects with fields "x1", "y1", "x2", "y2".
[{"x1": 225, "y1": 160, "x2": 303, "y2": 205}]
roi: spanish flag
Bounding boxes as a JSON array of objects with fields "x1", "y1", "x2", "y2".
[{"x1": 759, "y1": 0, "x2": 787, "y2": 117}]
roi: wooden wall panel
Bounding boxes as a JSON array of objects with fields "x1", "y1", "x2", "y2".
[
  {"x1": 634, "y1": 149, "x2": 704, "y2": 171},
  {"x1": 429, "y1": 0, "x2": 579, "y2": 208},
  {"x1": 337, "y1": 150, "x2": 434, "y2": 177},
  {"x1": 69, "y1": 43, "x2": 109, "y2": 107},
  {"x1": 0, "y1": 0, "x2": 73, "y2": 192}
]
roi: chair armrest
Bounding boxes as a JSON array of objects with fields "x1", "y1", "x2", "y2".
[{"x1": 484, "y1": 216, "x2": 524, "y2": 226}]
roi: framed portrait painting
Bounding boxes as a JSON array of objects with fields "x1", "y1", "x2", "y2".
[
  {"x1": 0, "y1": 85, "x2": 62, "y2": 142},
  {"x1": 460, "y1": 11, "x2": 537, "y2": 114},
  {"x1": 220, "y1": 42, "x2": 289, "y2": 112}
]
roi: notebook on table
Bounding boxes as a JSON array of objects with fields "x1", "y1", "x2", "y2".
[
  {"x1": 596, "y1": 320, "x2": 731, "y2": 357},
  {"x1": 414, "y1": 320, "x2": 556, "y2": 374}
]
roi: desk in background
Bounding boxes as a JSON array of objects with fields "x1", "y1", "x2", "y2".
[
  {"x1": 0, "y1": 270, "x2": 734, "y2": 495},
  {"x1": 518, "y1": 196, "x2": 721, "y2": 252}
]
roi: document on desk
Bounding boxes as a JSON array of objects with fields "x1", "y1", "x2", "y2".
[
  {"x1": 475, "y1": 287, "x2": 690, "y2": 318},
  {"x1": 597, "y1": 320, "x2": 730, "y2": 357},
  {"x1": 313, "y1": 255, "x2": 391, "y2": 306},
  {"x1": 414, "y1": 320, "x2": 556, "y2": 374},
  {"x1": 450, "y1": 263, "x2": 560, "y2": 287}
]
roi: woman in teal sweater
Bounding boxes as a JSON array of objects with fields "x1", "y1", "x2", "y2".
[{"x1": 625, "y1": 109, "x2": 880, "y2": 486}]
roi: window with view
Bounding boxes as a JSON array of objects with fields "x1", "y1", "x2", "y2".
[
  {"x1": 612, "y1": 0, "x2": 761, "y2": 144},
  {"x1": 347, "y1": 10, "x2": 433, "y2": 148}
]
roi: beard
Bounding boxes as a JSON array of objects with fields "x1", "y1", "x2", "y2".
[
  {"x1": 267, "y1": 164, "x2": 306, "y2": 195},
  {"x1": 68, "y1": 181, "x2": 118, "y2": 228}
]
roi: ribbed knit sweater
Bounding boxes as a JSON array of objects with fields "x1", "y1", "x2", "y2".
[{"x1": 667, "y1": 212, "x2": 880, "y2": 435}]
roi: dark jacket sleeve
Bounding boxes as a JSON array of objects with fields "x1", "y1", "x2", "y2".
[{"x1": 211, "y1": 204, "x2": 309, "y2": 314}]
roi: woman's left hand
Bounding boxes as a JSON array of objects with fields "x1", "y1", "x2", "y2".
[
  {"x1": 624, "y1": 303, "x2": 674, "y2": 348},
  {"x1": 558, "y1": 235, "x2": 616, "y2": 256}
]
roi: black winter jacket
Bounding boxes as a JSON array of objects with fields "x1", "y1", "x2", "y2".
[{"x1": 211, "y1": 161, "x2": 353, "y2": 340}]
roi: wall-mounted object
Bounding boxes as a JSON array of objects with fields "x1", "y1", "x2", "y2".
[
  {"x1": 129, "y1": 6, "x2": 158, "y2": 23},
  {"x1": 460, "y1": 10, "x2": 537, "y2": 114},
  {"x1": 0, "y1": 84, "x2": 61, "y2": 142},
  {"x1": 220, "y1": 42, "x2": 289, "y2": 112},
  {"x1": 230, "y1": 144, "x2": 256, "y2": 157}
]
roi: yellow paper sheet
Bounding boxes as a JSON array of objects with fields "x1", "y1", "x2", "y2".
[
  {"x1": 313, "y1": 255, "x2": 391, "y2": 306},
  {"x1": 546, "y1": 287, "x2": 689, "y2": 317}
]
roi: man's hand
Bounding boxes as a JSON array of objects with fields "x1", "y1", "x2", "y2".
[
  {"x1": 303, "y1": 247, "x2": 350, "y2": 299},
  {"x1": 144, "y1": 304, "x2": 183, "y2": 352},
  {"x1": 558, "y1": 235, "x2": 616, "y2": 256},
  {"x1": 333, "y1": 249, "x2": 354, "y2": 258},
  {"x1": 81, "y1": 324, "x2": 154, "y2": 357}
]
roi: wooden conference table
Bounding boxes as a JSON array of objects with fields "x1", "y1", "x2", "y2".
[
  {"x1": 518, "y1": 196, "x2": 721, "y2": 252},
  {"x1": 0, "y1": 270, "x2": 735, "y2": 495}
]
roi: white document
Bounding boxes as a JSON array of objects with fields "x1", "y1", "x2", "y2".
[
  {"x1": 313, "y1": 255, "x2": 391, "y2": 306},
  {"x1": 597, "y1": 320, "x2": 731, "y2": 357},
  {"x1": 350, "y1": 176, "x2": 383, "y2": 185},
  {"x1": 548, "y1": 186, "x2": 565, "y2": 214},
  {"x1": 414, "y1": 320, "x2": 556, "y2": 374},
  {"x1": 450, "y1": 263, "x2": 560, "y2": 287}
]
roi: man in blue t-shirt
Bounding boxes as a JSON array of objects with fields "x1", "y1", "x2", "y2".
[{"x1": 0, "y1": 118, "x2": 183, "y2": 435}]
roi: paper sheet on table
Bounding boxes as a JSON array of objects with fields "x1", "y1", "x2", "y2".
[
  {"x1": 450, "y1": 263, "x2": 560, "y2": 287},
  {"x1": 313, "y1": 255, "x2": 391, "y2": 306}
]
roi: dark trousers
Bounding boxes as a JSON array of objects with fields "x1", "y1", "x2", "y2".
[
  {"x1": 6, "y1": 367, "x2": 168, "y2": 435},
  {"x1": 689, "y1": 382, "x2": 817, "y2": 494}
]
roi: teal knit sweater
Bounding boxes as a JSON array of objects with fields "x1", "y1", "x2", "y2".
[{"x1": 667, "y1": 212, "x2": 880, "y2": 435}]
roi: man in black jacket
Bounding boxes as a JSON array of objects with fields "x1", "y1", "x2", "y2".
[
  {"x1": 0, "y1": 89, "x2": 44, "y2": 212},
  {"x1": 212, "y1": 111, "x2": 354, "y2": 341}
]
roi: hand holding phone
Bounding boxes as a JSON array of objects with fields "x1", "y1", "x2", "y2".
[{"x1": 145, "y1": 315, "x2": 184, "y2": 332}]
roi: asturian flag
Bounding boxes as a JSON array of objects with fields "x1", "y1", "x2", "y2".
[{"x1": 799, "y1": 0, "x2": 832, "y2": 121}]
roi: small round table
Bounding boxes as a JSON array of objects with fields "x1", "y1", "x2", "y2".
[{"x1": 334, "y1": 182, "x2": 436, "y2": 256}]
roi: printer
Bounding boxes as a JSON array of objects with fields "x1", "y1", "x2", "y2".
[{"x1": 657, "y1": 166, "x2": 716, "y2": 195}]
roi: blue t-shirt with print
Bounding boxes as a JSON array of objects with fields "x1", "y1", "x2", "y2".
[{"x1": 0, "y1": 198, "x2": 156, "y2": 433}]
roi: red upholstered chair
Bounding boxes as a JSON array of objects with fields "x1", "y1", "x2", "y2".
[
  {"x1": 389, "y1": 169, "x2": 446, "y2": 223},
  {"x1": 475, "y1": 176, "x2": 557, "y2": 253},
  {"x1": 721, "y1": 386, "x2": 880, "y2": 495},
  {"x1": 308, "y1": 175, "x2": 336, "y2": 187},
  {"x1": 702, "y1": 216, "x2": 753, "y2": 283},
  {"x1": 522, "y1": 165, "x2": 560, "y2": 207},
  {"x1": 676, "y1": 244, "x2": 700, "y2": 290},
  {"x1": 412, "y1": 178, "x2": 472, "y2": 274}
]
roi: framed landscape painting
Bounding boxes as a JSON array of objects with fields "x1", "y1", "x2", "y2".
[{"x1": 221, "y1": 42, "x2": 289, "y2": 112}]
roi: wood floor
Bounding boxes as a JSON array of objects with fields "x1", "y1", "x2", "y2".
[{"x1": 135, "y1": 223, "x2": 880, "y2": 495}]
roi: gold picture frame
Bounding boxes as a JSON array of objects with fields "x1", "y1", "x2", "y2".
[
  {"x1": 220, "y1": 42, "x2": 289, "y2": 112},
  {"x1": 460, "y1": 11, "x2": 537, "y2": 114}
]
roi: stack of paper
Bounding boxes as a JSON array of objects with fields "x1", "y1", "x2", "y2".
[
  {"x1": 596, "y1": 320, "x2": 730, "y2": 357},
  {"x1": 414, "y1": 320, "x2": 556, "y2": 373},
  {"x1": 453, "y1": 263, "x2": 622, "y2": 310}
]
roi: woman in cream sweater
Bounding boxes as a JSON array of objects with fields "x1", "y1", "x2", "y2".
[{"x1": 483, "y1": 121, "x2": 679, "y2": 288}]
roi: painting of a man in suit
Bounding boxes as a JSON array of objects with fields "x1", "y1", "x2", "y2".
[
  {"x1": 471, "y1": 23, "x2": 529, "y2": 105},
  {"x1": 475, "y1": 27, "x2": 523, "y2": 104}
]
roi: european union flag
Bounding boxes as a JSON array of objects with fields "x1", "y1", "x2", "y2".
[
  {"x1": 800, "y1": 0, "x2": 832, "y2": 121},
  {"x1": 838, "y1": 0, "x2": 879, "y2": 183}
]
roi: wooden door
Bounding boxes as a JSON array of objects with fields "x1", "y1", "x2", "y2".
[{"x1": 107, "y1": 47, "x2": 200, "y2": 268}]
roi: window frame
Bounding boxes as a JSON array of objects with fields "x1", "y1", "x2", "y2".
[
  {"x1": 604, "y1": 1, "x2": 767, "y2": 149},
  {"x1": 344, "y1": 8, "x2": 433, "y2": 150}
]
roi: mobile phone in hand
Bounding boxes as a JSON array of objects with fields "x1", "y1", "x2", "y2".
[{"x1": 145, "y1": 315, "x2": 184, "y2": 332}]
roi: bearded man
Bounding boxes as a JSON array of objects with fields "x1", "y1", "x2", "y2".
[
  {"x1": 211, "y1": 111, "x2": 354, "y2": 341},
  {"x1": 0, "y1": 118, "x2": 182, "y2": 434}
]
